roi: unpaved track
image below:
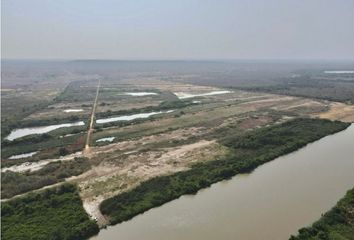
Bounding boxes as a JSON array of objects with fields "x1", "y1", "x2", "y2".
[{"x1": 84, "y1": 80, "x2": 101, "y2": 156}]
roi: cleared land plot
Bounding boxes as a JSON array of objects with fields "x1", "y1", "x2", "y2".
[{"x1": 317, "y1": 102, "x2": 354, "y2": 123}]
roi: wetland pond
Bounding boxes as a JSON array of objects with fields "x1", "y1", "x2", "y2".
[
  {"x1": 96, "y1": 137, "x2": 115, "y2": 142},
  {"x1": 63, "y1": 109, "x2": 84, "y2": 113},
  {"x1": 174, "y1": 90, "x2": 232, "y2": 99},
  {"x1": 8, "y1": 151, "x2": 37, "y2": 160},
  {"x1": 96, "y1": 110, "x2": 174, "y2": 124},
  {"x1": 121, "y1": 92, "x2": 158, "y2": 96},
  {"x1": 92, "y1": 124, "x2": 354, "y2": 240},
  {"x1": 5, "y1": 121, "x2": 85, "y2": 141}
]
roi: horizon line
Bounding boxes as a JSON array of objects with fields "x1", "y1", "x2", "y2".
[{"x1": 2, "y1": 57, "x2": 354, "y2": 62}]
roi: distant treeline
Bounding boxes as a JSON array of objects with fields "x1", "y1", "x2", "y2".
[
  {"x1": 290, "y1": 188, "x2": 354, "y2": 240},
  {"x1": 231, "y1": 76, "x2": 354, "y2": 103},
  {"x1": 100, "y1": 118, "x2": 349, "y2": 225},
  {"x1": 1, "y1": 183, "x2": 99, "y2": 240}
]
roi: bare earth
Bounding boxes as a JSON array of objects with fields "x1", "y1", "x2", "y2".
[
  {"x1": 75, "y1": 139, "x2": 229, "y2": 225},
  {"x1": 317, "y1": 102, "x2": 354, "y2": 123}
]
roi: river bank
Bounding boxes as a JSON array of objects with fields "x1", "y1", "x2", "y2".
[{"x1": 92, "y1": 120, "x2": 353, "y2": 240}]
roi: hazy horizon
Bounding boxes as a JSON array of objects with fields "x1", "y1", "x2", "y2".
[
  {"x1": 3, "y1": 58, "x2": 354, "y2": 62},
  {"x1": 2, "y1": 0, "x2": 354, "y2": 60}
]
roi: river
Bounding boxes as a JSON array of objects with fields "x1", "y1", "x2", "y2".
[{"x1": 91, "y1": 124, "x2": 354, "y2": 240}]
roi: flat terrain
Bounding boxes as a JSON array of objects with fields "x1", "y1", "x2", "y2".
[{"x1": 1, "y1": 60, "x2": 354, "y2": 239}]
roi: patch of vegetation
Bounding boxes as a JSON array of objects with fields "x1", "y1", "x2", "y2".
[
  {"x1": 290, "y1": 188, "x2": 354, "y2": 240},
  {"x1": 1, "y1": 158, "x2": 91, "y2": 199},
  {"x1": 59, "y1": 147, "x2": 70, "y2": 156},
  {"x1": 100, "y1": 118, "x2": 349, "y2": 225},
  {"x1": 2, "y1": 133, "x2": 54, "y2": 147},
  {"x1": 3, "y1": 124, "x2": 85, "y2": 146},
  {"x1": 95, "y1": 100, "x2": 195, "y2": 119},
  {"x1": 95, "y1": 113, "x2": 174, "y2": 130},
  {"x1": 1, "y1": 131, "x2": 85, "y2": 164},
  {"x1": 1, "y1": 183, "x2": 99, "y2": 240},
  {"x1": 1, "y1": 100, "x2": 53, "y2": 141},
  {"x1": 54, "y1": 80, "x2": 98, "y2": 102}
]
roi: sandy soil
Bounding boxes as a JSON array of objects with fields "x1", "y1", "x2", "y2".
[
  {"x1": 317, "y1": 102, "x2": 354, "y2": 123},
  {"x1": 76, "y1": 140, "x2": 228, "y2": 225}
]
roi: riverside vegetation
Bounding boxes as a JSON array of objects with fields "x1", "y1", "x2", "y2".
[
  {"x1": 1, "y1": 184, "x2": 99, "y2": 240},
  {"x1": 100, "y1": 118, "x2": 350, "y2": 225},
  {"x1": 290, "y1": 188, "x2": 354, "y2": 240}
]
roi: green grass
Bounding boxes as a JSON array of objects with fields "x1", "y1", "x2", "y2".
[
  {"x1": 1, "y1": 183, "x2": 99, "y2": 240},
  {"x1": 290, "y1": 188, "x2": 354, "y2": 240},
  {"x1": 100, "y1": 118, "x2": 349, "y2": 225}
]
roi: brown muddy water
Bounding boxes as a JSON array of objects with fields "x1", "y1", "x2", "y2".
[{"x1": 91, "y1": 124, "x2": 354, "y2": 240}]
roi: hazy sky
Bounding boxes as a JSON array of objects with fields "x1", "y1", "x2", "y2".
[{"x1": 2, "y1": 0, "x2": 354, "y2": 60}]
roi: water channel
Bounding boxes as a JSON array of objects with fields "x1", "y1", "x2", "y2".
[{"x1": 92, "y1": 124, "x2": 354, "y2": 240}]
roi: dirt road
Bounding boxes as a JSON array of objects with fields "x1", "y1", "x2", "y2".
[{"x1": 84, "y1": 80, "x2": 101, "y2": 155}]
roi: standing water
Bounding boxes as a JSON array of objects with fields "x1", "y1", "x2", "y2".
[
  {"x1": 91, "y1": 124, "x2": 354, "y2": 240},
  {"x1": 174, "y1": 90, "x2": 232, "y2": 99},
  {"x1": 96, "y1": 110, "x2": 174, "y2": 124},
  {"x1": 63, "y1": 109, "x2": 84, "y2": 113},
  {"x1": 121, "y1": 92, "x2": 158, "y2": 96},
  {"x1": 8, "y1": 151, "x2": 37, "y2": 159},
  {"x1": 5, "y1": 121, "x2": 85, "y2": 141}
]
